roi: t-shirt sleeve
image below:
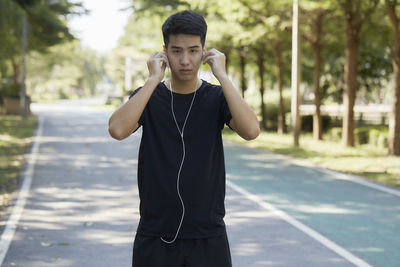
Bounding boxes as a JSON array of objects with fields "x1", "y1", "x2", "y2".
[
  {"x1": 220, "y1": 90, "x2": 233, "y2": 130},
  {"x1": 129, "y1": 87, "x2": 146, "y2": 127}
]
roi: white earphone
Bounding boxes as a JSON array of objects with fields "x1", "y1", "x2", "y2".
[{"x1": 160, "y1": 66, "x2": 199, "y2": 244}]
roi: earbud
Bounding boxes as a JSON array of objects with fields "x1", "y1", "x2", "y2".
[{"x1": 163, "y1": 51, "x2": 170, "y2": 68}]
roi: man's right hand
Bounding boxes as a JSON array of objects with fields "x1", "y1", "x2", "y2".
[
  {"x1": 109, "y1": 51, "x2": 168, "y2": 141},
  {"x1": 147, "y1": 51, "x2": 168, "y2": 82}
]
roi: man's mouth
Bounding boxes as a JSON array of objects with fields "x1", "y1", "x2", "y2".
[{"x1": 180, "y1": 69, "x2": 192, "y2": 74}]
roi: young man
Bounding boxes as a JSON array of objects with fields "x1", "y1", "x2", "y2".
[{"x1": 109, "y1": 10, "x2": 259, "y2": 267}]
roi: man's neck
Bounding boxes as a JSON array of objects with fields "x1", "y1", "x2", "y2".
[{"x1": 168, "y1": 75, "x2": 200, "y2": 94}]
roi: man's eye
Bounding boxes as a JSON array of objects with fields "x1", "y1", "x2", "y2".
[
  {"x1": 173, "y1": 50, "x2": 180, "y2": 53},
  {"x1": 190, "y1": 50, "x2": 198, "y2": 54}
]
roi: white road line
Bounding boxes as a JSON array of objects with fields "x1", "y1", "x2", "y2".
[
  {"x1": 226, "y1": 180, "x2": 373, "y2": 267},
  {"x1": 320, "y1": 168, "x2": 400, "y2": 197},
  {"x1": 276, "y1": 152, "x2": 400, "y2": 198},
  {"x1": 0, "y1": 117, "x2": 44, "y2": 266}
]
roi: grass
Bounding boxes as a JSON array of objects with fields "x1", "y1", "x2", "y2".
[
  {"x1": 222, "y1": 128, "x2": 400, "y2": 188},
  {"x1": 0, "y1": 115, "x2": 37, "y2": 206}
]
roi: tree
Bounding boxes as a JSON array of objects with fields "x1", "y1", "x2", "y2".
[
  {"x1": 0, "y1": 0, "x2": 85, "y2": 98},
  {"x1": 340, "y1": 0, "x2": 379, "y2": 146},
  {"x1": 130, "y1": 0, "x2": 188, "y2": 15},
  {"x1": 252, "y1": 41, "x2": 268, "y2": 130},
  {"x1": 238, "y1": 45, "x2": 248, "y2": 98},
  {"x1": 203, "y1": 0, "x2": 292, "y2": 134},
  {"x1": 300, "y1": 1, "x2": 333, "y2": 140},
  {"x1": 15, "y1": 0, "x2": 82, "y2": 51},
  {"x1": 385, "y1": 0, "x2": 400, "y2": 155},
  {"x1": 107, "y1": 10, "x2": 167, "y2": 92},
  {"x1": 27, "y1": 40, "x2": 105, "y2": 100},
  {"x1": 129, "y1": 0, "x2": 295, "y2": 134},
  {"x1": 237, "y1": 0, "x2": 292, "y2": 134},
  {"x1": 0, "y1": 1, "x2": 26, "y2": 84},
  {"x1": 210, "y1": 34, "x2": 236, "y2": 74}
]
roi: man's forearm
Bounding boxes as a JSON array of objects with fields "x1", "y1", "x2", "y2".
[
  {"x1": 108, "y1": 77, "x2": 159, "y2": 140},
  {"x1": 218, "y1": 74, "x2": 260, "y2": 140}
]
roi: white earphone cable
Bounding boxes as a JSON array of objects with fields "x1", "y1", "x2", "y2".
[{"x1": 160, "y1": 75, "x2": 199, "y2": 244}]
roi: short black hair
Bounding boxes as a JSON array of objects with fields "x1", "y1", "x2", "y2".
[{"x1": 162, "y1": 10, "x2": 207, "y2": 48}]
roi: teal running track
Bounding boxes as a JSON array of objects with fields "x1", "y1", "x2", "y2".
[{"x1": 224, "y1": 141, "x2": 400, "y2": 267}]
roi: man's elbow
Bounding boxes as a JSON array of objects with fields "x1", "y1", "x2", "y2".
[
  {"x1": 243, "y1": 124, "x2": 260, "y2": 141},
  {"x1": 108, "y1": 124, "x2": 126, "y2": 141}
]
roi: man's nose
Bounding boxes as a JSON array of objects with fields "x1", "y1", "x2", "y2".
[{"x1": 180, "y1": 52, "x2": 190, "y2": 65}]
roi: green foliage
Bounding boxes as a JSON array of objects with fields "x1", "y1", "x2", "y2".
[
  {"x1": 300, "y1": 115, "x2": 331, "y2": 133},
  {"x1": 327, "y1": 125, "x2": 388, "y2": 148},
  {"x1": 0, "y1": 0, "x2": 84, "y2": 56},
  {"x1": 119, "y1": 0, "x2": 397, "y2": 139},
  {"x1": 354, "y1": 127, "x2": 370, "y2": 145},
  {"x1": 107, "y1": 12, "x2": 166, "y2": 92},
  {"x1": 356, "y1": 5, "x2": 392, "y2": 104},
  {"x1": 254, "y1": 89, "x2": 291, "y2": 131},
  {"x1": 132, "y1": 0, "x2": 189, "y2": 15},
  {"x1": 327, "y1": 127, "x2": 342, "y2": 142},
  {"x1": 0, "y1": 83, "x2": 21, "y2": 99},
  {"x1": 28, "y1": 41, "x2": 105, "y2": 101},
  {"x1": 0, "y1": 0, "x2": 85, "y2": 101},
  {"x1": 0, "y1": 1, "x2": 24, "y2": 62},
  {"x1": 354, "y1": 126, "x2": 388, "y2": 147}
]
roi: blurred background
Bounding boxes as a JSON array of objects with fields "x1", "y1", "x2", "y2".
[{"x1": 1, "y1": 0, "x2": 400, "y2": 186}]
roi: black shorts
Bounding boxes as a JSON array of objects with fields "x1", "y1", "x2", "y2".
[{"x1": 132, "y1": 233, "x2": 232, "y2": 267}]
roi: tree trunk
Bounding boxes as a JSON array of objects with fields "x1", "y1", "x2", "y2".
[
  {"x1": 342, "y1": 0, "x2": 362, "y2": 147},
  {"x1": 257, "y1": 50, "x2": 266, "y2": 130},
  {"x1": 390, "y1": 62, "x2": 400, "y2": 155},
  {"x1": 239, "y1": 49, "x2": 247, "y2": 98},
  {"x1": 313, "y1": 45, "x2": 322, "y2": 140},
  {"x1": 386, "y1": 0, "x2": 400, "y2": 155},
  {"x1": 342, "y1": 37, "x2": 358, "y2": 147},
  {"x1": 312, "y1": 12, "x2": 323, "y2": 141},
  {"x1": 11, "y1": 57, "x2": 20, "y2": 84},
  {"x1": 273, "y1": 42, "x2": 285, "y2": 134}
]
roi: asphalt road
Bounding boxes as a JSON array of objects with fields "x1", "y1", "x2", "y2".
[{"x1": 0, "y1": 100, "x2": 399, "y2": 266}]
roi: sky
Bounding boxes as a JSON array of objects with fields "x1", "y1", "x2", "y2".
[{"x1": 68, "y1": 0, "x2": 132, "y2": 53}]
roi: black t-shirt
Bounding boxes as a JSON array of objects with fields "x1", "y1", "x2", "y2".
[{"x1": 129, "y1": 80, "x2": 232, "y2": 239}]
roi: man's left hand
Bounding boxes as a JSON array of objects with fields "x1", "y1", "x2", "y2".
[{"x1": 203, "y1": 48, "x2": 227, "y2": 80}]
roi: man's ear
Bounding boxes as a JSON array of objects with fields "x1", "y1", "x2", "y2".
[
  {"x1": 163, "y1": 46, "x2": 170, "y2": 68},
  {"x1": 202, "y1": 48, "x2": 206, "y2": 60}
]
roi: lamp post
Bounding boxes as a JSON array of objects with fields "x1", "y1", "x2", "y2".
[{"x1": 291, "y1": 0, "x2": 301, "y2": 146}]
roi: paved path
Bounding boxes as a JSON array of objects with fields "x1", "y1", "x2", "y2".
[
  {"x1": 0, "y1": 100, "x2": 399, "y2": 266},
  {"x1": 224, "y1": 143, "x2": 400, "y2": 267}
]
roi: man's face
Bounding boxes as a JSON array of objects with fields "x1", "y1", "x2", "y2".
[{"x1": 164, "y1": 34, "x2": 204, "y2": 82}]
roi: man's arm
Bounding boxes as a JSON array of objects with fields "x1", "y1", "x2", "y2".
[
  {"x1": 108, "y1": 52, "x2": 168, "y2": 140},
  {"x1": 203, "y1": 49, "x2": 260, "y2": 141}
]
